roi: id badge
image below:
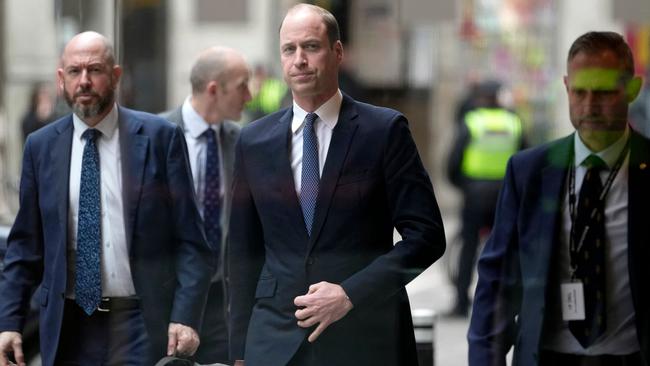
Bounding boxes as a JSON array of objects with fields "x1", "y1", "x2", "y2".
[{"x1": 561, "y1": 282, "x2": 585, "y2": 321}]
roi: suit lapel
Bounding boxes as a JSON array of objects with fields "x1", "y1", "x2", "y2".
[
  {"x1": 118, "y1": 107, "x2": 149, "y2": 251},
  {"x1": 627, "y1": 130, "x2": 650, "y2": 318},
  {"x1": 221, "y1": 123, "x2": 238, "y2": 195},
  {"x1": 269, "y1": 109, "x2": 309, "y2": 238},
  {"x1": 52, "y1": 117, "x2": 74, "y2": 246},
  {"x1": 307, "y1": 96, "x2": 359, "y2": 252},
  {"x1": 538, "y1": 136, "x2": 572, "y2": 283}
]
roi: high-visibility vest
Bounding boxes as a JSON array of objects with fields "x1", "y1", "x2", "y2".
[
  {"x1": 460, "y1": 108, "x2": 522, "y2": 180},
  {"x1": 247, "y1": 78, "x2": 288, "y2": 114}
]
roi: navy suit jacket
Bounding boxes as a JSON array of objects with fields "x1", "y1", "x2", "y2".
[
  {"x1": 468, "y1": 129, "x2": 650, "y2": 366},
  {"x1": 228, "y1": 94, "x2": 446, "y2": 366},
  {"x1": 0, "y1": 107, "x2": 212, "y2": 365}
]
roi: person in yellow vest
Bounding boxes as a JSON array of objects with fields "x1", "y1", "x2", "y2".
[
  {"x1": 447, "y1": 80, "x2": 526, "y2": 317},
  {"x1": 246, "y1": 64, "x2": 289, "y2": 121}
]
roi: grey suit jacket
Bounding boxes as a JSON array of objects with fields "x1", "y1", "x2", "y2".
[{"x1": 160, "y1": 106, "x2": 241, "y2": 278}]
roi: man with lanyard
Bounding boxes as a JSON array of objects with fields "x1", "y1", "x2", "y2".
[{"x1": 469, "y1": 31, "x2": 649, "y2": 366}]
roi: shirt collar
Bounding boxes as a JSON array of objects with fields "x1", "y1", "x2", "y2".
[
  {"x1": 291, "y1": 90, "x2": 342, "y2": 134},
  {"x1": 72, "y1": 103, "x2": 119, "y2": 140},
  {"x1": 574, "y1": 126, "x2": 630, "y2": 169},
  {"x1": 182, "y1": 96, "x2": 220, "y2": 138}
]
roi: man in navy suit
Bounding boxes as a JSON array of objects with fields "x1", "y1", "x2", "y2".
[
  {"x1": 228, "y1": 4, "x2": 445, "y2": 366},
  {"x1": 469, "y1": 31, "x2": 649, "y2": 366},
  {"x1": 0, "y1": 32, "x2": 212, "y2": 366}
]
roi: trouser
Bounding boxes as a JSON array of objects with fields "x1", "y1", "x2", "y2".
[
  {"x1": 56, "y1": 298, "x2": 152, "y2": 366},
  {"x1": 455, "y1": 181, "x2": 501, "y2": 310},
  {"x1": 193, "y1": 280, "x2": 230, "y2": 364}
]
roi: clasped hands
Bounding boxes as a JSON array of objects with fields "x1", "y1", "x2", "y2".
[{"x1": 294, "y1": 281, "x2": 354, "y2": 342}]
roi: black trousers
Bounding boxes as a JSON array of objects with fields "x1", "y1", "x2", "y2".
[
  {"x1": 55, "y1": 300, "x2": 152, "y2": 366},
  {"x1": 455, "y1": 181, "x2": 501, "y2": 310},
  {"x1": 193, "y1": 280, "x2": 230, "y2": 364}
]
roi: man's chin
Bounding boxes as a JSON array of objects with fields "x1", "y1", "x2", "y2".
[{"x1": 73, "y1": 104, "x2": 101, "y2": 119}]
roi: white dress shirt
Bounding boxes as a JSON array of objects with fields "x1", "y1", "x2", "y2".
[
  {"x1": 291, "y1": 90, "x2": 343, "y2": 195},
  {"x1": 181, "y1": 96, "x2": 225, "y2": 218},
  {"x1": 543, "y1": 128, "x2": 639, "y2": 355},
  {"x1": 67, "y1": 104, "x2": 136, "y2": 298}
]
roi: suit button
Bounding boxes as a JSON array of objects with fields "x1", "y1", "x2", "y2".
[{"x1": 307, "y1": 257, "x2": 315, "y2": 266}]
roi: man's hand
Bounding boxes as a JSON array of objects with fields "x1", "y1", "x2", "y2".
[
  {"x1": 167, "y1": 323, "x2": 200, "y2": 357},
  {"x1": 234, "y1": 360, "x2": 245, "y2": 366},
  {"x1": 294, "y1": 281, "x2": 354, "y2": 343},
  {"x1": 0, "y1": 331, "x2": 24, "y2": 366}
]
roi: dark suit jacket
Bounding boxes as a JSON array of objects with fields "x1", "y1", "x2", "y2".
[
  {"x1": 0, "y1": 107, "x2": 213, "y2": 366},
  {"x1": 468, "y1": 129, "x2": 650, "y2": 366},
  {"x1": 228, "y1": 94, "x2": 446, "y2": 366}
]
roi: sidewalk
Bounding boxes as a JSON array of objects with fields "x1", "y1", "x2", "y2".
[
  {"x1": 406, "y1": 205, "x2": 471, "y2": 366},
  {"x1": 408, "y1": 261, "x2": 470, "y2": 366}
]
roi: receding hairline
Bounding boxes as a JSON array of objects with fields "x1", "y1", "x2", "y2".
[
  {"x1": 280, "y1": 3, "x2": 341, "y2": 46},
  {"x1": 60, "y1": 31, "x2": 116, "y2": 67},
  {"x1": 190, "y1": 46, "x2": 248, "y2": 94}
]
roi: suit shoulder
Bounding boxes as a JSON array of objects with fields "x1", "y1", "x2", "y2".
[
  {"x1": 240, "y1": 107, "x2": 290, "y2": 138},
  {"x1": 120, "y1": 106, "x2": 178, "y2": 131},
  {"x1": 158, "y1": 107, "x2": 182, "y2": 124},
  {"x1": 509, "y1": 134, "x2": 572, "y2": 178},
  {"x1": 349, "y1": 98, "x2": 404, "y2": 125},
  {"x1": 26, "y1": 114, "x2": 71, "y2": 140}
]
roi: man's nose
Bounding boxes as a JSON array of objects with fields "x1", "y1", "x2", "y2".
[
  {"x1": 293, "y1": 49, "x2": 307, "y2": 67},
  {"x1": 583, "y1": 91, "x2": 602, "y2": 113},
  {"x1": 79, "y1": 69, "x2": 91, "y2": 86}
]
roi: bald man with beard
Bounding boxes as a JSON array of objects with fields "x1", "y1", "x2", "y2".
[{"x1": 0, "y1": 31, "x2": 212, "y2": 366}]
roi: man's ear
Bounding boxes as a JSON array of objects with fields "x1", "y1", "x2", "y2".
[
  {"x1": 207, "y1": 80, "x2": 219, "y2": 96},
  {"x1": 626, "y1": 76, "x2": 642, "y2": 103}
]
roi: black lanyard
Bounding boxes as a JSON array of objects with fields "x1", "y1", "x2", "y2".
[{"x1": 568, "y1": 139, "x2": 629, "y2": 278}]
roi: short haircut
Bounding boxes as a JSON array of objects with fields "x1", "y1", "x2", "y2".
[
  {"x1": 282, "y1": 3, "x2": 341, "y2": 47},
  {"x1": 567, "y1": 31, "x2": 635, "y2": 77},
  {"x1": 190, "y1": 48, "x2": 231, "y2": 94}
]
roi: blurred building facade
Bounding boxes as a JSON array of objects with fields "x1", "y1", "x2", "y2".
[{"x1": 0, "y1": 0, "x2": 649, "y2": 222}]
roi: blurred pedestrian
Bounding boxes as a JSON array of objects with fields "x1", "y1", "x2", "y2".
[
  {"x1": 447, "y1": 80, "x2": 526, "y2": 317},
  {"x1": 469, "y1": 31, "x2": 648, "y2": 366},
  {"x1": 245, "y1": 64, "x2": 288, "y2": 121},
  {"x1": 160, "y1": 45, "x2": 252, "y2": 365},
  {"x1": 21, "y1": 82, "x2": 56, "y2": 141},
  {"x1": 228, "y1": 4, "x2": 445, "y2": 366}
]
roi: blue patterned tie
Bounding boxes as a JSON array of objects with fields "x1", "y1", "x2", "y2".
[
  {"x1": 75, "y1": 128, "x2": 102, "y2": 315},
  {"x1": 300, "y1": 113, "x2": 319, "y2": 236},
  {"x1": 203, "y1": 128, "x2": 222, "y2": 254}
]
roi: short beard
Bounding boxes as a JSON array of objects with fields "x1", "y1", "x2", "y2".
[{"x1": 65, "y1": 87, "x2": 114, "y2": 120}]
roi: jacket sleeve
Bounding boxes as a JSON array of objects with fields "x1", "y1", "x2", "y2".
[
  {"x1": 468, "y1": 157, "x2": 523, "y2": 366},
  {"x1": 340, "y1": 114, "x2": 446, "y2": 308},
  {"x1": 166, "y1": 125, "x2": 213, "y2": 330},
  {"x1": 0, "y1": 137, "x2": 44, "y2": 332},
  {"x1": 227, "y1": 136, "x2": 265, "y2": 360}
]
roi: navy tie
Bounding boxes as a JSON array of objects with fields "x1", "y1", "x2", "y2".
[
  {"x1": 75, "y1": 128, "x2": 102, "y2": 315},
  {"x1": 569, "y1": 155, "x2": 607, "y2": 347},
  {"x1": 203, "y1": 128, "x2": 222, "y2": 254},
  {"x1": 300, "y1": 113, "x2": 319, "y2": 236}
]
